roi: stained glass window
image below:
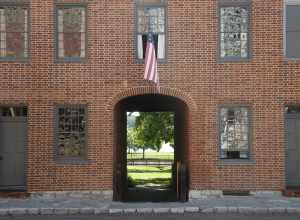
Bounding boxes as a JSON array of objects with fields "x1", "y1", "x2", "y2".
[
  {"x1": 57, "y1": 6, "x2": 86, "y2": 60},
  {"x1": 136, "y1": 0, "x2": 166, "y2": 60},
  {"x1": 220, "y1": 5, "x2": 249, "y2": 59},
  {"x1": 56, "y1": 105, "x2": 87, "y2": 159},
  {"x1": 0, "y1": 6, "x2": 28, "y2": 59},
  {"x1": 220, "y1": 107, "x2": 250, "y2": 159}
]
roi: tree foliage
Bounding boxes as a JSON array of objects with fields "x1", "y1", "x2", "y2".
[{"x1": 127, "y1": 112, "x2": 174, "y2": 152}]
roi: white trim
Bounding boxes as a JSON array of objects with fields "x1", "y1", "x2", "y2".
[
  {"x1": 137, "y1": 34, "x2": 143, "y2": 59},
  {"x1": 157, "y1": 34, "x2": 165, "y2": 59}
]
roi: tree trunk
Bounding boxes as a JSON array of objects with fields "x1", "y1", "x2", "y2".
[{"x1": 142, "y1": 147, "x2": 145, "y2": 159}]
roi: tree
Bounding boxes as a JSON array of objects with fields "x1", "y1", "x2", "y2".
[
  {"x1": 127, "y1": 128, "x2": 137, "y2": 154},
  {"x1": 134, "y1": 112, "x2": 174, "y2": 154}
]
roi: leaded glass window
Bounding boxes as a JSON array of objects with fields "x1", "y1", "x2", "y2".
[
  {"x1": 57, "y1": 6, "x2": 86, "y2": 60},
  {"x1": 136, "y1": 0, "x2": 166, "y2": 60},
  {"x1": 220, "y1": 107, "x2": 250, "y2": 159},
  {"x1": 220, "y1": 5, "x2": 249, "y2": 59},
  {"x1": 0, "y1": 6, "x2": 28, "y2": 59},
  {"x1": 56, "y1": 105, "x2": 87, "y2": 159}
]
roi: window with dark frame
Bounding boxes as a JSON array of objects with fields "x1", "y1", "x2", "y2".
[
  {"x1": 285, "y1": 106, "x2": 300, "y2": 114},
  {"x1": 285, "y1": 2, "x2": 300, "y2": 58},
  {"x1": 0, "y1": 5, "x2": 28, "y2": 60},
  {"x1": 219, "y1": 1, "x2": 250, "y2": 60},
  {"x1": 56, "y1": 105, "x2": 87, "y2": 160},
  {"x1": 136, "y1": 0, "x2": 166, "y2": 60},
  {"x1": 220, "y1": 107, "x2": 250, "y2": 159},
  {"x1": 0, "y1": 106, "x2": 27, "y2": 117},
  {"x1": 56, "y1": 5, "x2": 86, "y2": 60}
]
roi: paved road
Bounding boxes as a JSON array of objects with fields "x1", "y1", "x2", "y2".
[{"x1": 1, "y1": 214, "x2": 300, "y2": 220}]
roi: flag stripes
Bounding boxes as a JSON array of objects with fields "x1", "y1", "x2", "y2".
[{"x1": 144, "y1": 36, "x2": 159, "y2": 84}]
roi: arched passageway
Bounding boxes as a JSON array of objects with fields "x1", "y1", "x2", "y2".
[{"x1": 113, "y1": 94, "x2": 189, "y2": 202}]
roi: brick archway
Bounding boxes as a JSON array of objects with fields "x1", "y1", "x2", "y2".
[
  {"x1": 109, "y1": 86, "x2": 197, "y2": 113},
  {"x1": 111, "y1": 86, "x2": 196, "y2": 202}
]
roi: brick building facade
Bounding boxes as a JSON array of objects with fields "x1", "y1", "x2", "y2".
[{"x1": 0, "y1": 0, "x2": 299, "y2": 201}]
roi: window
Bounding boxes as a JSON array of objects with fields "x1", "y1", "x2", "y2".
[
  {"x1": 219, "y1": 107, "x2": 250, "y2": 159},
  {"x1": 285, "y1": 1, "x2": 300, "y2": 58},
  {"x1": 136, "y1": 0, "x2": 166, "y2": 61},
  {"x1": 285, "y1": 106, "x2": 300, "y2": 114},
  {"x1": 56, "y1": 5, "x2": 86, "y2": 61},
  {"x1": 55, "y1": 105, "x2": 87, "y2": 160},
  {"x1": 0, "y1": 5, "x2": 29, "y2": 60},
  {"x1": 219, "y1": 0, "x2": 250, "y2": 61},
  {"x1": 0, "y1": 106, "x2": 27, "y2": 117}
]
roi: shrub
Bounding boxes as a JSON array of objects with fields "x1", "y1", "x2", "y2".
[{"x1": 127, "y1": 176, "x2": 136, "y2": 188}]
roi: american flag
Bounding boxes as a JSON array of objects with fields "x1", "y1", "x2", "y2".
[{"x1": 144, "y1": 34, "x2": 159, "y2": 85}]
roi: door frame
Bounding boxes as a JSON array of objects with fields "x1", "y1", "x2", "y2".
[
  {"x1": 285, "y1": 113, "x2": 300, "y2": 188},
  {"x1": 0, "y1": 107, "x2": 28, "y2": 191}
]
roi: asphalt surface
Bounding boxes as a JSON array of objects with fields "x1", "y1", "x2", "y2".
[{"x1": 1, "y1": 214, "x2": 300, "y2": 220}]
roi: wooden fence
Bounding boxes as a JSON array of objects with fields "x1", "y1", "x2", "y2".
[{"x1": 127, "y1": 159, "x2": 173, "y2": 167}]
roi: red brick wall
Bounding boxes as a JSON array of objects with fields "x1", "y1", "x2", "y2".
[{"x1": 0, "y1": 0, "x2": 296, "y2": 192}]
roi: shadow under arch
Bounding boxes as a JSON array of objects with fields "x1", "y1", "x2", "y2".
[{"x1": 113, "y1": 93, "x2": 190, "y2": 202}]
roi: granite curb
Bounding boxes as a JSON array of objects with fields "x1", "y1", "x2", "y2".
[{"x1": 1, "y1": 206, "x2": 300, "y2": 216}]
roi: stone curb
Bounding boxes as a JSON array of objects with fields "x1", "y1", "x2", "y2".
[{"x1": 1, "y1": 207, "x2": 300, "y2": 216}]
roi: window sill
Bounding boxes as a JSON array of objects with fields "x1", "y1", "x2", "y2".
[
  {"x1": 55, "y1": 58, "x2": 87, "y2": 63},
  {"x1": 136, "y1": 58, "x2": 167, "y2": 64},
  {"x1": 54, "y1": 158, "x2": 90, "y2": 165},
  {"x1": 284, "y1": 58, "x2": 300, "y2": 63},
  {"x1": 218, "y1": 159, "x2": 255, "y2": 166},
  {"x1": 0, "y1": 58, "x2": 30, "y2": 63},
  {"x1": 218, "y1": 57, "x2": 251, "y2": 63}
]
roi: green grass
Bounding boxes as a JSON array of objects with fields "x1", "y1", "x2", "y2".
[
  {"x1": 127, "y1": 165, "x2": 172, "y2": 188},
  {"x1": 127, "y1": 152, "x2": 174, "y2": 160}
]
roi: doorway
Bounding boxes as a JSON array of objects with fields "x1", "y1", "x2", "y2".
[
  {"x1": 113, "y1": 94, "x2": 189, "y2": 202},
  {"x1": 285, "y1": 106, "x2": 300, "y2": 188},
  {"x1": 127, "y1": 111, "x2": 175, "y2": 202},
  {"x1": 0, "y1": 106, "x2": 27, "y2": 191}
]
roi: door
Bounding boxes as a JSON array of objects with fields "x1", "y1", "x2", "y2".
[
  {"x1": 286, "y1": 115, "x2": 300, "y2": 187},
  {"x1": 0, "y1": 116, "x2": 27, "y2": 190},
  {"x1": 113, "y1": 104, "x2": 127, "y2": 201}
]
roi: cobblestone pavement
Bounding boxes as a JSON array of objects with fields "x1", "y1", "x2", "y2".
[
  {"x1": 2, "y1": 195, "x2": 300, "y2": 216},
  {"x1": 1, "y1": 213, "x2": 300, "y2": 220}
]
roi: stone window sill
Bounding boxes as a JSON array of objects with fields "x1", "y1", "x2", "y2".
[
  {"x1": 218, "y1": 159, "x2": 255, "y2": 166},
  {"x1": 54, "y1": 158, "x2": 90, "y2": 165}
]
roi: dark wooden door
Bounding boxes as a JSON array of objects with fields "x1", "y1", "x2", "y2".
[
  {"x1": 174, "y1": 107, "x2": 189, "y2": 202},
  {"x1": 0, "y1": 117, "x2": 27, "y2": 190},
  {"x1": 113, "y1": 106, "x2": 127, "y2": 201},
  {"x1": 286, "y1": 115, "x2": 300, "y2": 187}
]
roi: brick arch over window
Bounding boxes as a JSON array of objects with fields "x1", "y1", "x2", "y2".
[{"x1": 108, "y1": 86, "x2": 197, "y2": 112}]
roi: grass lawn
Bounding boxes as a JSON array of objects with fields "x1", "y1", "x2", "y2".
[
  {"x1": 127, "y1": 152, "x2": 174, "y2": 160},
  {"x1": 127, "y1": 165, "x2": 172, "y2": 188}
]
